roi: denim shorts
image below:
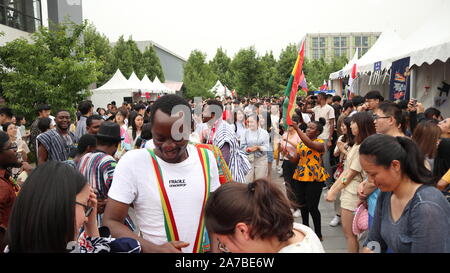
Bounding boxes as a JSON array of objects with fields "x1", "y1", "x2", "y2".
[{"x1": 267, "y1": 151, "x2": 274, "y2": 163}]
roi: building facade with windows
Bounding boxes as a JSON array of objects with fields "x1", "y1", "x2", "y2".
[
  {"x1": 305, "y1": 32, "x2": 381, "y2": 62},
  {"x1": 0, "y1": 0, "x2": 82, "y2": 46}
]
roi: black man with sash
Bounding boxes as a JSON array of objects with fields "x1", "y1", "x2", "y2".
[{"x1": 103, "y1": 95, "x2": 220, "y2": 253}]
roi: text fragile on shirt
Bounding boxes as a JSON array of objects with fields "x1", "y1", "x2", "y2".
[{"x1": 107, "y1": 144, "x2": 220, "y2": 253}]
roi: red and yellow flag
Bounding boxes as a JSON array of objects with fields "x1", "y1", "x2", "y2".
[{"x1": 282, "y1": 40, "x2": 306, "y2": 129}]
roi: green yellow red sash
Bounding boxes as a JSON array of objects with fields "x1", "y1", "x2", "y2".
[{"x1": 147, "y1": 147, "x2": 211, "y2": 253}]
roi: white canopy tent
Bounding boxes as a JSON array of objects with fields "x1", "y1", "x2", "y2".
[
  {"x1": 209, "y1": 80, "x2": 231, "y2": 98},
  {"x1": 328, "y1": 12, "x2": 450, "y2": 117},
  {"x1": 386, "y1": 15, "x2": 450, "y2": 67},
  {"x1": 153, "y1": 76, "x2": 175, "y2": 94},
  {"x1": 127, "y1": 71, "x2": 142, "y2": 90},
  {"x1": 95, "y1": 68, "x2": 129, "y2": 91},
  {"x1": 90, "y1": 69, "x2": 138, "y2": 109},
  {"x1": 329, "y1": 30, "x2": 403, "y2": 80},
  {"x1": 139, "y1": 74, "x2": 156, "y2": 92},
  {"x1": 356, "y1": 30, "x2": 403, "y2": 74}
]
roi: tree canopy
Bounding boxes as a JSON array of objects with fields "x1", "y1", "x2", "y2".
[{"x1": 0, "y1": 21, "x2": 101, "y2": 121}]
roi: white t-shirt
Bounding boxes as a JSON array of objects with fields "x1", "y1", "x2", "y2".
[
  {"x1": 144, "y1": 139, "x2": 155, "y2": 150},
  {"x1": 302, "y1": 113, "x2": 311, "y2": 124},
  {"x1": 312, "y1": 104, "x2": 335, "y2": 139},
  {"x1": 278, "y1": 223, "x2": 325, "y2": 253},
  {"x1": 108, "y1": 144, "x2": 220, "y2": 253}
]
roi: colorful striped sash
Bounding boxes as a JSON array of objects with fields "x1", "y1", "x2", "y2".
[{"x1": 146, "y1": 147, "x2": 211, "y2": 253}]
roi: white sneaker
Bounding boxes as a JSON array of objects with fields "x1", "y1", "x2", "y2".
[
  {"x1": 329, "y1": 215, "x2": 341, "y2": 227},
  {"x1": 292, "y1": 209, "x2": 301, "y2": 218}
]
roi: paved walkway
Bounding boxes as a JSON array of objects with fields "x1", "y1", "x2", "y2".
[{"x1": 270, "y1": 167, "x2": 348, "y2": 253}]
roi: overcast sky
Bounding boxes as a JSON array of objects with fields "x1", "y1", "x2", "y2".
[{"x1": 82, "y1": 0, "x2": 448, "y2": 61}]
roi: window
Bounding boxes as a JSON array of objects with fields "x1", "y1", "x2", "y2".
[
  {"x1": 313, "y1": 48, "x2": 319, "y2": 59},
  {"x1": 341, "y1": 37, "x2": 347, "y2": 47},
  {"x1": 320, "y1": 37, "x2": 325, "y2": 48},
  {"x1": 362, "y1": 36, "x2": 368, "y2": 47},
  {"x1": 334, "y1": 48, "x2": 341, "y2": 57},
  {"x1": 312, "y1": 37, "x2": 318, "y2": 48},
  {"x1": 334, "y1": 37, "x2": 340, "y2": 47},
  {"x1": 355, "y1": 35, "x2": 370, "y2": 58},
  {"x1": 0, "y1": 0, "x2": 42, "y2": 33}
]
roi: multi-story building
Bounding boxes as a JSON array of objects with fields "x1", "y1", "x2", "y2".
[
  {"x1": 0, "y1": 0, "x2": 82, "y2": 46},
  {"x1": 305, "y1": 32, "x2": 381, "y2": 62}
]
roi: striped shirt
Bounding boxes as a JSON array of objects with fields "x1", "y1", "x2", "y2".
[
  {"x1": 36, "y1": 129, "x2": 76, "y2": 162},
  {"x1": 78, "y1": 151, "x2": 116, "y2": 199},
  {"x1": 78, "y1": 151, "x2": 135, "y2": 230},
  {"x1": 208, "y1": 120, "x2": 250, "y2": 183}
]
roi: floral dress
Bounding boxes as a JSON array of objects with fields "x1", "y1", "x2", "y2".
[{"x1": 292, "y1": 139, "x2": 329, "y2": 182}]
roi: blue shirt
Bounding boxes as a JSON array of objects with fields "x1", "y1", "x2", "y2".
[{"x1": 364, "y1": 185, "x2": 450, "y2": 253}]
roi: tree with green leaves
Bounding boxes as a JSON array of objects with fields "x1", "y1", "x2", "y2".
[
  {"x1": 230, "y1": 46, "x2": 261, "y2": 97},
  {"x1": 141, "y1": 45, "x2": 165, "y2": 82},
  {"x1": 83, "y1": 22, "x2": 113, "y2": 86},
  {"x1": 209, "y1": 47, "x2": 233, "y2": 88},
  {"x1": 183, "y1": 50, "x2": 216, "y2": 99},
  {"x1": 0, "y1": 21, "x2": 101, "y2": 121},
  {"x1": 276, "y1": 43, "x2": 298, "y2": 94},
  {"x1": 303, "y1": 56, "x2": 347, "y2": 91},
  {"x1": 257, "y1": 51, "x2": 279, "y2": 97},
  {"x1": 109, "y1": 36, "x2": 135, "y2": 79}
]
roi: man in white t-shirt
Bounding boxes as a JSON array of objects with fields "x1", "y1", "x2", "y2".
[
  {"x1": 103, "y1": 95, "x2": 220, "y2": 253},
  {"x1": 311, "y1": 93, "x2": 335, "y2": 144}
]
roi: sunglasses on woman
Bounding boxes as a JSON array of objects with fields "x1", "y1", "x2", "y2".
[{"x1": 75, "y1": 202, "x2": 94, "y2": 217}]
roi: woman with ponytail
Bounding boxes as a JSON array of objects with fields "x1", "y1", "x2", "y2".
[
  {"x1": 205, "y1": 179, "x2": 324, "y2": 253},
  {"x1": 281, "y1": 117, "x2": 329, "y2": 240},
  {"x1": 360, "y1": 134, "x2": 450, "y2": 253}
]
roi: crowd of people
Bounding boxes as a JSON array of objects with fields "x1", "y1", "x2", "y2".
[{"x1": 0, "y1": 89, "x2": 449, "y2": 253}]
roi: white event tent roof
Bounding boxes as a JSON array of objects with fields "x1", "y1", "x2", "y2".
[
  {"x1": 387, "y1": 15, "x2": 450, "y2": 67},
  {"x1": 139, "y1": 74, "x2": 156, "y2": 92},
  {"x1": 153, "y1": 76, "x2": 174, "y2": 94},
  {"x1": 209, "y1": 80, "x2": 231, "y2": 97},
  {"x1": 95, "y1": 69, "x2": 130, "y2": 91},
  {"x1": 330, "y1": 14, "x2": 450, "y2": 81},
  {"x1": 127, "y1": 71, "x2": 142, "y2": 90},
  {"x1": 330, "y1": 30, "x2": 403, "y2": 80}
]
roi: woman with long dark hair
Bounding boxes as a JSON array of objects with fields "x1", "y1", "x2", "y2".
[
  {"x1": 329, "y1": 117, "x2": 355, "y2": 227},
  {"x1": 360, "y1": 134, "x2": 450, "y2": 253},
  {"x1": 281, "y1": 118, "x2": 328, "y2": 240},
  {"x1": 205, "y1": 179, "x2": 324, "y2": 253},
  {"x1": 233, "y1": 108, "x2": 246, "y2": 144},
  {"x1": 127, "y1": 114, "x2": 144, "y2": 149},
  {"x1": 5, "y1": 161, "x2": 140, "y2": 253},
  {"x1": 326, "y1": 111, "x2": 376, "y2": 253}
]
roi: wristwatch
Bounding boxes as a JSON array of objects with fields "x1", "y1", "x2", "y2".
[{"x1": 342, "y1": 177, "x2": 348, "y2": 186}]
